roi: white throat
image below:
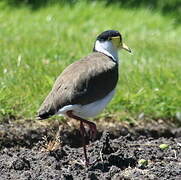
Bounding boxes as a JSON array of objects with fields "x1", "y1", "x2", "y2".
[{"x1": 94, "y1": 40, "x2": 119, "y2": 62}]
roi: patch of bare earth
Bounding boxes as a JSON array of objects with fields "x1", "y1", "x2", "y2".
[{"x1": 0, "y1": 119, "x2": 181, "y2": 180}]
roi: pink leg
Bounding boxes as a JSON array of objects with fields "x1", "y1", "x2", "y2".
[
  {"x1": 67, "y1": 111, "x2": 97, "y2": 140},
  {"x1": 79, "y1": 121, "x2": 89, "y2": 166},
  {"x1": 66, "y1": 110, "x2": 97, "y2": 166}
]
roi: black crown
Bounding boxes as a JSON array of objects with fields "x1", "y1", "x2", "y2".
[{"x1": 96, "y1": 30, "x2": 122, "y2": 42}]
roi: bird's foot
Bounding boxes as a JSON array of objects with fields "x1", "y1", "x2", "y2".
[
  {"x1": 71, "y1": 159, "x2": 89, "y2": 167},
  {"x1": 73, "y1": 158, "x2": 98, "y2": 167}
]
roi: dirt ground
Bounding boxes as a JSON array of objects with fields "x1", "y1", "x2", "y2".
[{"x1": 0, "y1": 118, "x2": 181, "y2": 180}]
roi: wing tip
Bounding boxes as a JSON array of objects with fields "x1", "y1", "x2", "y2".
[
  {"x1": 36, "y1": 109, "x2": 55, "y2": 120},
  {"x1": 36, "y1": 113, "x2": 50, "y2": 120},
  {"x1": 35, "y1": 115, "x2": 44, "y2": 120}
]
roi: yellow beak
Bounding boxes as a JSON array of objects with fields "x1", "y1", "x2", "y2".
[{"x1": 121, "y1": 43, "x2": 131, "y2": 53}]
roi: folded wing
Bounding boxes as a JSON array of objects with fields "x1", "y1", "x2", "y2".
[{"x1": 37, "y1": 52, "x2": 118, "y2": 119}]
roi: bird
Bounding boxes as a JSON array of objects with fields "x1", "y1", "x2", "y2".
[{"x1": 37, "y1": 30, "x2": 131, "y2": 166}]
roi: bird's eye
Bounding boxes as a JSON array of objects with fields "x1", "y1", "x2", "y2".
[{"x1": 108, "y1": 37, "x2": 112, "y2": 41}]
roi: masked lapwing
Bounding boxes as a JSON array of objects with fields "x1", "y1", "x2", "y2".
[{"x1": 37, "y1": 30, "x2": 131, "y2": 165}]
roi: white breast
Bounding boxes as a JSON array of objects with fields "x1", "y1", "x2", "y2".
[{"x1": 57, "y1": 89, "x2": 115, "y2": 118}]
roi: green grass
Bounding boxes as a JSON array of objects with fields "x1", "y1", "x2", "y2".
[{"x1": 0, "y1": 1, "x2": 180, "y2": 123}]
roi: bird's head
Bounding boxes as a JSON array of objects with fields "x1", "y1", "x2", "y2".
[{"x1": 94, "y1": 30, "x2": 131, "y2": 61}]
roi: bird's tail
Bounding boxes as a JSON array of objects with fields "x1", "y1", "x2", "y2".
[{"x1": 36, "y1": 104, "x2": 56, "y2": 120}]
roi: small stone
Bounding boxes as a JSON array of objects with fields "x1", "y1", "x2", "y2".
[
  {"x1": 138, "y1": 159, "x2": 148, "y2": 167},
  {"x1": 159, "y1": 144, "x2": 169, "y2": 150}
]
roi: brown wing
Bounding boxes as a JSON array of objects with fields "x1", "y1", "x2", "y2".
[{"x1": 37, "y1": 52, "x2": 118, "y2": 119}]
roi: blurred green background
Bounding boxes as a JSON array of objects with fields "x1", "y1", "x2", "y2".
[{"x1": 0, "y1": 0, "x2": 180, "y2": 124}]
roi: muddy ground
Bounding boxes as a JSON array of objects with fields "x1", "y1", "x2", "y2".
[{"x1": 0, "y1": 119, "x2": 181, "y2": 180}]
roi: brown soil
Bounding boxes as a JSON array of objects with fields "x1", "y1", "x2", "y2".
[{"x1": 0, "y1": 119, "x2": 181, "y2": 180}]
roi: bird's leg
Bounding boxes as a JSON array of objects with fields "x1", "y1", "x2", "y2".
[
  {"x1": 66, "y1": 110, "x2": 97, "y2": 140},
  {"x1": 66, "y1": 110, "x2": 97, "y2": 166},
  {"x1": 79, "y1": 120, "x2": 89, "y2": 166},
  {"x1": 85, "y1": 120, "x2": 97, "y2": 141}
]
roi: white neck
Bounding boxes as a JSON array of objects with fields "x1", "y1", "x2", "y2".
[{"x1": 94, "y1": 40, "x2": 119, "y2": 62}]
